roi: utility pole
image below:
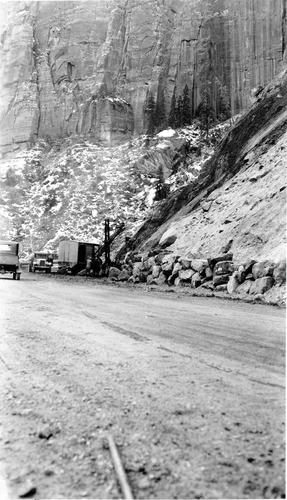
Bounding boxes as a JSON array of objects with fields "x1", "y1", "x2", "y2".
[{"x1": 104, "y1": 219, "x2": 110, "y2": 266}]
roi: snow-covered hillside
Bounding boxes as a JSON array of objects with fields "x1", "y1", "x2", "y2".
[{"x1": 0, "y1": 124, "x2": 224, "y2": 255}]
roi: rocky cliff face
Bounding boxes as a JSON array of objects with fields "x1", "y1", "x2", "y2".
[
  {"x1": 128, "y1": 67, "x2": 287, "y2": 264},
  {"x1": 0, "y1": 0, "x2": 286, "y2": 156}
]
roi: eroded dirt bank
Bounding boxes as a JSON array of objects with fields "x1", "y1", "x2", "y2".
[{"x1": 0, "y1": 273, "x2": 285, "y2": 499}]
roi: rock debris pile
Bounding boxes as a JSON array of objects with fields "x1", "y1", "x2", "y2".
[{"x1": 109, "y1": 250, "x2": 286, "y2": 306}]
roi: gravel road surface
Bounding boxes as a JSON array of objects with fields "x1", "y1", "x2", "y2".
[{"x1": 0, "y1": 273, "x2": 285, "y2": 499}]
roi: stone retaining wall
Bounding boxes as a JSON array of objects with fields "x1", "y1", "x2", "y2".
[{"x1": 109, "y1": 250, "x2": 286, "y2": 305}]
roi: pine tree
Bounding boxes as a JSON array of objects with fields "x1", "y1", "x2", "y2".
[
  {"x1": 146, "y1": 91, "x2": 156, "y2": 135},
  {"x1": 176, "y1": 95, "x2": 183, "y2": 128},
  {"x1": 154, "y1": 89, "x2": 166, "y2": 129},
  {"x1": 168, "y1": 89, "x2": 177, "y2": 128},
  {"x1": 182, "y1": 84, "x2": 191, "y2": 126},
  {"x1": 154, "y1": 165, "x2": 169, "y2": 201},
  {"x1": 217, "y1": 81, "x2": 231, "y2": 122},
  {"x1": 197, "y1": 85, "x2": 213, "y2": 139}
]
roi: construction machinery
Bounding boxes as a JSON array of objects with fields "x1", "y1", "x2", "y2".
[
  {"x1": 57, "y1": 220, "x2": 125, "y2": 275},
  {"x1": 94, "y1": 220, "x2": 125, "y2": 266}
]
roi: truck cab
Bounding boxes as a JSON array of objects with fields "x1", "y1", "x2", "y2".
[
  {"x1": 0, "y1": 240, "x2": 21, "y2": 280},
  {"x1": 29, "y1": 251, "x2": 53, "y2": 273}
]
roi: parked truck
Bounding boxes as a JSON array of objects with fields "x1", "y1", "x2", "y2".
[
  {"x1": 29, "y1": 251, "x2": 53, "y2": 273},
  {"x1": 0, "y1": 240, "x2": 21, "y2": 280},
  {"x1": 58, "y1": 240, "x2": 100, "y2": 274}
]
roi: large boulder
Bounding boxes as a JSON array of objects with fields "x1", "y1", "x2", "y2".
[
  {"x1": 138, "y1": 270, "x2": 149, "y2": 283},
  {"x1": 167, "y1": 274, "x2": 177, "y2": 286},
  {"x1": 205, "y1": 267, "x2": 213, "y2": 280},
  {"x1": 273, "y1": 260, "x2": 286, "y2": 285},
  {"x1": 239, "y1": 259, "x2": 257, "y2": 274},
  {"x1": 147, "y1": 256, "x2": 156, "y2": 268},
  {"x1": 118, "y1": 269, "x2": 132, "y2": 281},
  {"x1": 161, "y1": 254, "x2": 177, "y2": 265},
  {"x1": 154, "y1": 253, "x2": 168, "y2": 265},
  {"x1": 208, "y1": 253, "x2": 233, "y2": 270},
  {"x1": 179, "y1": 269, "x2": 195, "y2": 282},
  {"x1": 109, "y1": 266, "x2": 121, "y2": 280},
  {"x1": 249, "y1": 276, "x2": 274, "y2": 295},
  {"x1": 152, "y1": 265, "x2": 161, "y2": 278},
  {"x1": 213, "y1": 261, "x2": 235, "y2": 276},
  {"x1": 263, "y1": 284, "x2": 286, "y2": 306},
  {"x1": 141, "y1": 259, "x2": 150, "y2": 271},
  {"x1": 252, "y1": 260, "x2": 275, "y2": 280},
  {"x1": 132, "y1": 262, "x2": 144, "y2": 278},
  {"x1": 146, "y1": 275, "x2": 155, "y2": 285},
  {"x1": 179, "y1": 258, "x2": 191, "y2": 270},
  {"x1": 236, "y1": 267, "x2": 246, "y2": 284},
  {"x1": 162, "y1": 262, "x2": 173, "y2": 276},
  {"x1": 162, "y1": 255, "x2": 177, "y2": 276},
  {"x1": 191, "y1": 272, "x2": 202, "y2": 288},
  {"x1": 227, "y1": 273, "x2": 239, "y2": 294},
  {"x1": 236, "y1": 280, "x2": 253, "y2": 294},
  {"x1": 140, "y1": 252, "x2": 150, "y2": 262},
  {"x1": 159, "y1": 230, "x2": 177, "y2": 248},
  {"x1": 172, "y1": 262, "x2": 182, "y2": 276},
  {"x1": 213, "y1": 274, "x2": 230, "y2": 287},
  {"x1": 124, "y1": 251, "x2": 134, "y2": 264},
  {"x1": 154, "y1": 272, "x2": 167, "y2": 286},
  {"x1": 190, "y1": 259, "x2": 208, "y2": 274},
  {"x1": 237, "y1": 259, "x2": 257, "y2": 284}
]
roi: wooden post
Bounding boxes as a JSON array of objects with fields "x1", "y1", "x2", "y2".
[
  {"x1": 105, "y1": 219, "x2": 110, "y2": 266},
  {"x1": 108, "y1": 435, "x2": 134, "y2": 500}
]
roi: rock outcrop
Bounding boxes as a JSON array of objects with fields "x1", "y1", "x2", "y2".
[
  {"x1": 122, "y1": 67, "x2": 287, "y2": 263},
  {"x1": 1, "y1": 0, "x2": 286, "y2": 155}
]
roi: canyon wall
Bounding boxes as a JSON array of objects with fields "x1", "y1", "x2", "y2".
[{"x1": 0, "y1": 0, "x2": 286, "y2": 155}]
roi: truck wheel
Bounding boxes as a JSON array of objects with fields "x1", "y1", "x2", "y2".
[
  {"x1": 17, "y1": 273, "x2": 20, "y2": 280},
  {"x1": 33, "y1": 266, "x2": 36, "y2": 273},
  {"x1": 13, "y1": 273, "x2": 16, "y2": 280}
]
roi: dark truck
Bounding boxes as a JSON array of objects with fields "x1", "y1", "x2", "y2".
[
  {"x1": 0, "y1": 240, "x2": 21, "y2": 280},
  {"x1": 58, "y1": 240, "x2": 100, "y2": 274}
]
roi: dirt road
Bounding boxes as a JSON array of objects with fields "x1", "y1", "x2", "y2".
[{"x1": 0, "y1": 273, "x2": 285, "y2": 499}]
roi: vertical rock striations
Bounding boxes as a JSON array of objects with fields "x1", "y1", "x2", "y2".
[
  {"x1": 0, "y1": 0, "x2": 286, "y2": 155},
  {"x1": 0, "y1": 2, "x2": 39, "y2": 154}
]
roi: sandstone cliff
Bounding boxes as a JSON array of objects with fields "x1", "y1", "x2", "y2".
[{"x1": 1, "y1": 0, "x2": 286, "y2": 155}]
